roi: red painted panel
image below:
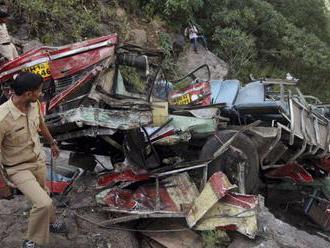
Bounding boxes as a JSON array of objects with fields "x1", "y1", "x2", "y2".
[
  {"x1": 217, "y1": 225, "x2": 238, "y2": 231},
  {"x1": 49, "y1": 46, "x2": 115, "y2": 79},
  {"x1": 0, "y1": 34, "x2": 118, "y2": 83},
  {"x1": 169, "y1": 81, "x2": 211, "y2": 106},
  {"x1": 97, "y1": 169, "x2": 150, "y2": 188},
  {"x1": 265, "y1": 163, "x2": 313, "y2": 183},
  {"x1": 46, "y1": 181, "x2": 70, "y2": 193},
  {"x1": 48, "y1": 34, "x2": 118, "y2": 57},
  {"x1": 209, "y1": 171, "x2": 235, "y2": 199},
  {"x1": 49, "y1": 71, "x2": 95, "y2": 110},
  {"x1": 0, "y1": 49, "x2": 50, "y2": 82},
  {"x1": 316, "y1": 158, "x2": 330, "y2": 172},
  {"x1": 223, "y1": 193, "x2": 258, "y2": 209},
  {"x1": 103, "y1": 186, "x2": 178, "y2": 212}
]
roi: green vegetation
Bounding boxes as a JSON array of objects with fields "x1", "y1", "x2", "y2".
[
  {"x1": 158, "y1": 31, "x2": 180, "y2": 79},
  {"x1": 136, "y1": 0, "x2": 330, "y2": 100},
  {"x1": 119, "y1": 65, "x2": 146, "y2": 93},
  {"x1": 9, "y1": 0, "x2": 116, "y2": 44},
  {"x1": 202, "y1": 230, "x2": 231, "y2": 248},
  {"x1": 7, "y1": 0, "x2": 330, "y2": 100}
]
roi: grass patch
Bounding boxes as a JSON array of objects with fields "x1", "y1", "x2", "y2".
[{"x1": 202, "y1": 230, "x2": 231, "y2": 248}]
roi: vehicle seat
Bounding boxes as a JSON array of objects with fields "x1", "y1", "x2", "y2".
[
  {"x1": 234, "y1": 81, "x2": 284, "y2": 115},
  {"x1": 210, "y1": 80, "x2": 240, "y2": 107}
]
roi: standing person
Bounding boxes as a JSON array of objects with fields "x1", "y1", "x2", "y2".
[
  {"x1": 184, "y1": 23, "x2": 207, "y2": 53},
  {"x1": 0, "y1": 2, "x2": 18, "y2": 61},
  {"x1": 0, "y1": 72, "x2": 66, "y2": 248}
]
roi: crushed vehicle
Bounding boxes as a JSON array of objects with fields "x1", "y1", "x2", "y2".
[
  {"x1": 166, "y1": 66, "x2": 330, "y2": 230},
  {"x1": 0, "y1": 34, "x2": 330, "y2": 237},
  {"x1": 0, "y1": 34, "x2": 164, "y2": 160}
]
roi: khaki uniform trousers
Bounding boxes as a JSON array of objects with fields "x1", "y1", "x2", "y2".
[{"x1": 6, "y1": 159, "x2": 55, "y2": 245}]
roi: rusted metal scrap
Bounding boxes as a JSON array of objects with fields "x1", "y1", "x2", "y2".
[
  {"x1": 97, "y1": 169, "x2": 150, "y2": 188},
  {"x1": 186, "y1": 171, "x2": 236, "y2": 228},
  {"x1": 265, "y1": 163, "x2": 313, "y2": 183},
  {"x1": 316, "y1": 158, "x2": 330, "y2": 173},
  {"x1": 194, "y1": 193, "x2": 258, "y2": 239},
  {"x1": 141, "y1": 220, "x2": 203, "y2": 248},
  {"x1": 47, "y1": 107, "x2": 152, "y2": 130},
  {"x1": 186, "y1": 171, "x2": 258, "y2": 238},
  {"x1": 96, "y1": 172, "x2": 199, "y2": 214},
  {"x1": 305, "y1": 198, "x2": 330, "y2": 231},
  {"x1": 94, "y1": 161, "x2": 259, "y2": 239}
]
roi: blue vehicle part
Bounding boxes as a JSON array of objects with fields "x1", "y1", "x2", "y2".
[{"x1": 210, "y1": 80, "x2": 240, "y2": 107}]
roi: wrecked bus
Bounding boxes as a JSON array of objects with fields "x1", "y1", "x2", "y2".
[
  {"x1": 0, "y1": 34, "x2": 329, "y2": 233},
  {"x1": 0, "y1": 35, "x2": 330, "y2": 192}
]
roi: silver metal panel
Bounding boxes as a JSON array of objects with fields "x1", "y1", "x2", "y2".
[
  {"x1": 288, "y1": 97, "x2": 330, "y2": 156},
  {"x1": 318, "y1": 122, "x2": 328, "y2": 150},
  {"x1": 47, "y1": 107, "x2": 152, "y2": 130},
  {"x1": 291, "y1": 100, "x2": 303, "y2": 139},
  {"x1": 303, "y1": 109, "x2": 317, "y2": 145}
]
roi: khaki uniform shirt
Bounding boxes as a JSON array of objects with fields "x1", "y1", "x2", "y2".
[{"x1": 0, "y1": 99, "x2": 43, "y2": 168}]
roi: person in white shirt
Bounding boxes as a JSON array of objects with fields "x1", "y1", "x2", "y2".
[{"x1": 184, "y1": 23, "x2": 207, "y2": 53}]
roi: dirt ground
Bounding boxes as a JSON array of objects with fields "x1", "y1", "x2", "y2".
[
  {"x1": 228, "y1": 207, "x2": 330, "y2": 248},
  {"x1": 0, "y1": 174, "x2": 141, "y2": 248},
  {"x1": 2, "y1": 174, "x2": 330, "y2": 248}
]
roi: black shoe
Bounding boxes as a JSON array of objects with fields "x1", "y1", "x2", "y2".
[
  {"x1": 22, "y1": 240, "x2": 37, "y2": 248},
  {"x1": 50, "y1": 221, "x2": 67, "y2": 233}
]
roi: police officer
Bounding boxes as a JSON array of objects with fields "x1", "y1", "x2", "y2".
[{"x1": 0, "y1": 72, "x2": 65, "y2": 248}]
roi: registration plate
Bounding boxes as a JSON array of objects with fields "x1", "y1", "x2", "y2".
[
  {"x1": 171, "y1": 94, "x2": 191, "y2": 105},
  {"x1": 23, "y1": 62, "x2": 51, "y2": 78}
]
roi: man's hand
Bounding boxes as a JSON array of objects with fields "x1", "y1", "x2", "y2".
[{"x1": 51, "y1": 144, "x2": 60, "y2": 159}]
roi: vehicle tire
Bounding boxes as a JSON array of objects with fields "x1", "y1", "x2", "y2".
[{"x1": 199, "y1": 130, "x2": 260, "y2": 194}]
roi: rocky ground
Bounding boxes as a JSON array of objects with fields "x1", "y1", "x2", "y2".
[
  {"x1": 0, "y1": 174, "x2": 140, "y2": 248},
  {"x1": 229, "y1": 208, "x2": 330, "y2": 248}
]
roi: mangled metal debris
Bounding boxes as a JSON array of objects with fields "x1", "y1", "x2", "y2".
[
  {"x1": 186, "y1": 172, "x2": 258, "y2": 238},
  {"x1": 141, "y1": 220, "x2": 204, "y2": 248},
  {"x1": 97, "y1": 169, "x2": 150, "y2": 189},
  {"x1": 1, "y1": 32, "x2": 330, "y2": 239},
  {"x1": 47, "y1": 107, "x2": 152, "y2": 130},
  {"x1": 96, "y1": 171, "x2": 200, "y2": 214},
  {"x1": 94, "y1": 167, "x2": 259, "y2": 238},
  {"x1": 265, "y1": 163, "x2": 313, "y2": 183},
  {"x1": 186, "y1": 172, "x2": 236, "y2": 228},
  {"x1": 305, "y1": 197, "x2": 330, "y2": 231},
  {"x1": 194, "y1": 193, "x2": 258, "y2": 239}
]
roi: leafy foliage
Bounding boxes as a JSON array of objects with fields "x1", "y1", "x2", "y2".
[
  {"x1": 265, "y1": 0, "x2": 330, "y2": 43},
  {"x1": 137, "y1": 0, "x2": 204, "y2": 25},
  {"x1": 7, "y1": 0, "x2": 330, "y2": 100},
  {"x1": 195, "y1": 0, "x2": 330, "y2": 100},
  {"x1": 212, "y1": 27, "x2": 256, "y2": 78},
  {"x1": 9, "y1": 0, "x2": 115, "y2": 44},
  {"x1": 158, "y1": 32, "x2": 180, "y2": 80},
  {"x1": 202, "y1": 230, "x2": 231, "y2": 248}
]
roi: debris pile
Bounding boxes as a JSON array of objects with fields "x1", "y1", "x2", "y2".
[{"x1": 1, "y1": 34, "x2": 330, "y2": 247}]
